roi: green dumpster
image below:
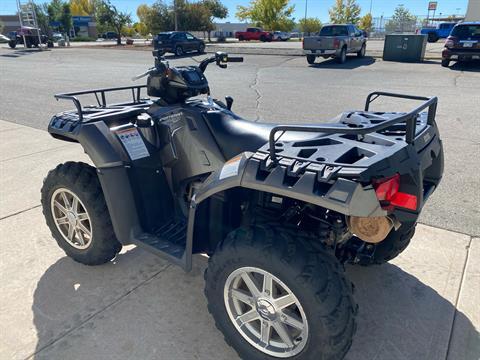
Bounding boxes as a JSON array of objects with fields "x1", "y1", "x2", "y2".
[{"x1": 383, "y1": 34, "x2": 427, "y2": 62}]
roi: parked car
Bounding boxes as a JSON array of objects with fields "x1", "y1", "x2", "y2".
[
  {"x1": 272, "y1": 31, "x2": 290, "y2": 41},
  {"x1": 441, "y1": 22, "x2": 480, "y2": 67},
  {"x1": 235, "y1": 27, "x2": 272, "y2": 42},
  {"x1": 153, "y1": 31, "x2": 205, "y2": 56},
  {"x1": 420, "y1": 22, "x2": 456, "y2": 43},
  {"x1": 52, "y1": 32, "x2": 64, "y2": 42},
  {"x1": 8, "y1": 26, "x2": 48, "y2": 49},
  {"x1": 303, "y1": 24, "x2": 367, "y2": 64},
  {"x1": 102, "y1": 31, "x2": 118, "y2": 39}
]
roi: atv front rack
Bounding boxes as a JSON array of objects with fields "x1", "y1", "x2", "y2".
[
  {"x1": 268, "y1": 91, "x2": 438, "y2": 164},
  {"x1": 54, "y1": 85, "x2": 149, "y2": 123}
]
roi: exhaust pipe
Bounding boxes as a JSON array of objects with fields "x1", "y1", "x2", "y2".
[{"x1": 348, "y1": 216, "x2": 394, "y2": 244}]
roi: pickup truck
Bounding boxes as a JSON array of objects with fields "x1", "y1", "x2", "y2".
[
  {"x1": 420, "y1": 22, "x2": 456, "y2": 42},
  {"x1": 235, "y1": 27, "x2": 272, "y2": 42},
  {"x1": 303, "y1": 24, "x2": 367, "y2": 64}
]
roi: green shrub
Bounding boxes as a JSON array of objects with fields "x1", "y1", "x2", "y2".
[{"x1": 71, "y1": 36, "x2": 96, "y2": 42}]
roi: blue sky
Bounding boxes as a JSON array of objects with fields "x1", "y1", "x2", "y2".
[{"x1": 0, "y1": 0, "x2": 468, "y2": 22}]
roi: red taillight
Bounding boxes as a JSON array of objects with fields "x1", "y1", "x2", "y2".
[
  {"x1": 373, "y1": 174, "x2": 417, "y2": 211},
  {"x1": 333, "y1": 39, "x2": 340, "y2": 48},
  {"x1": 445, "y1": 36, "x2": 457, "y2": 48}
]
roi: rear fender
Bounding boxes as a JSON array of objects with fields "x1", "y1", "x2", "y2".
[{"x1": 193, "y1": 152, "x2": 385, "y2": 217}]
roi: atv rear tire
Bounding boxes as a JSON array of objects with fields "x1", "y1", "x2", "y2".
[
  {"x1": 204, "y1": 224, "x2": 357, "y2": 360},
  {"x1": 441, "y1": 58, "x2": 450, "y2": 67},
  {"x1": 369, "y1": 223, "x2": 416, "y2": 265},
  {"x1": 41, "y1": 162, "x2": 121, "y2": 265},
  {"x1": 306, "y1": 55, "x2": 315, "y2": 64}
]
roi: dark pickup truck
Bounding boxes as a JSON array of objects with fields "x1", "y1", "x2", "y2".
[{"x1": 153, "y1": 31, "x2": 205, "y2": 57}]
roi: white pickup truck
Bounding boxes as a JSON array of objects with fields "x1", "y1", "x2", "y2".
[{"x1": 303, "y1": 24, "x2": 367, "y2": 64}]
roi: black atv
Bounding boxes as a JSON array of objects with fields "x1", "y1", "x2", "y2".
[{"x1": 41, "y1": 51, "x2": 443, "y2": 359}]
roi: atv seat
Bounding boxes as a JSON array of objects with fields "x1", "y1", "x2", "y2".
[{"x1": 204, "y1": 111, "x2": 321, "y2": 159}]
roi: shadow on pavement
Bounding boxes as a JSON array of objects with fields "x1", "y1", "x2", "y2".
[
  {"x1": 448, "y1": 60, "x2": 480, "y2": 72},
  {"x1": 31, "y1": 251, "x2": 479, "y2": 359},
  {"x1": 310, "y1": 56, "x2": 376, "y2": 69},
  {"x1": 1, "y1": 48, "x2": 46, "y2": 58}
]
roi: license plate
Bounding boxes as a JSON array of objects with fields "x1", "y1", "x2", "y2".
[
  {"x1": 463, "y1": 42, "x2": 473, "y2": 47},
  {"x1": 473, "y1": 55, "x2": 480, "y2": 59}
]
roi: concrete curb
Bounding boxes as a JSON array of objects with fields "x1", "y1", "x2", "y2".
[{"x1": 205, "y1": 44, "x2": 443, "y2": 60}]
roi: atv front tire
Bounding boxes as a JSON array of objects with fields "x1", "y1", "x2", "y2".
[
  {"x1": 205, "y1": 224, "x2": 357, "y2": 360},
  {"x1": 41, "y1": 162, "x2": 121, "y2": 265}
]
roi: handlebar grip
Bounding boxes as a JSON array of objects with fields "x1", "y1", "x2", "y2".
[{"x1": 228, "y1": 57, "x2": 244, "y2": 63}]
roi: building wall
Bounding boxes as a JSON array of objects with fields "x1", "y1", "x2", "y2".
[
  {"x1": 0, "y1": 15, "x2": 21, "y2": 35},
  {"x1": 465, "y1": 0, "x2": 480, "y2": 21}
]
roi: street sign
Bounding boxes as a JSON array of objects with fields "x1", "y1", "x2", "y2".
[{"x1": 428, "y1": 2, "x2": 437, "y2": 11}]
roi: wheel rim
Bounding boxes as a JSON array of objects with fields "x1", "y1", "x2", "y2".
[
  {"x1": 224, "y1": 267, "x2": 309, "y2": 358},
  {"x1": 176, "y1": 47, "x2": 183, "y2": 55},
  {"x1": 50, "y1": 188, "x2": 92, "y2": 250}
]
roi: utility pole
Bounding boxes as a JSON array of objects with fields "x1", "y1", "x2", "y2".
[
  {"x1": 303, "y1": 0, "x2": 308, "y2": 36},
  {"x1": 174, "y1": 0, "x2": 178, "y2": 31},
  {"x1": 369, "y1": 0, "x2": 373, "y2": 14}
]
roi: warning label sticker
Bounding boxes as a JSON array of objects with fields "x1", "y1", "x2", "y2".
[
  {"x1": 116, "y1": 128, "x2": 150, "y2": 161},
  {"x1": 219, "y1": 155, "x2": 242, "y2": 180}
]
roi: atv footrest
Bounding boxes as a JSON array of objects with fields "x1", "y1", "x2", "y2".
[{"x1": 133, "y1": 220, "x2": 187, "y2": 266}]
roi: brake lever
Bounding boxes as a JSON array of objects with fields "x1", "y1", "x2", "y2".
[{"x1": 131, "y1": 67, "x2": 154, "y2": 81}]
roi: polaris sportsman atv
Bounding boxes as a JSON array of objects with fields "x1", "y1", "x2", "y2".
[{"x1": 41, "y1": 51, "x2": 444, "y2": 360}]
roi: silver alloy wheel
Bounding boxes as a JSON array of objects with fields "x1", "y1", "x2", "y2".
[
  {"x1": 50, "y1": 188, "x2": 92, "y2": 250},
  {"x1": 224, "y1": 267, "x2": 309, "y2": 358}
]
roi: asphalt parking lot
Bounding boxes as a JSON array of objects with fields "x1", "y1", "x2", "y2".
[
  {"x1": 0, "y1": 47, "x2": 479, "y2": 360},
  {"x1": 1, "y1": 46, "x2": 479, "y2": 235}
]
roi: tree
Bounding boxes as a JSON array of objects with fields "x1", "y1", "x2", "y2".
[
  {"x1": 298, "y1": 17, "x2": 322, "y2": 35},
  {"x1": 385, "y1": 5, "x2": 416, "y2": 33},
  {"x1": 48, "y1": 1, "x2": 73, "y2": 37},
  {"x1": 96, "y1": 0, "x2": 131, "y2": 44},
  {"x1": 33, "y1": 3, "x2": 51, "y2": 35},
  {"x1": 236, "y1": 0, "x2": 296, "y2": 31},
  {"x1": 137, "y1": 1, "x2": 173, "y2": 34},
  {"x1": 358, "y1": 13, "x2": 372, "y2": 33},
  {"x1": 70, "y1": 0, "x2": 95, "y2": 16},
  {"x1": 329, "y1": 0, "x2": 361, "y2": 24},
  {"x1": 133, "y1": 22, "x2": 149, "y2": 36},
  {"x1": 203, "y1": 0, "x2": 228, "y2": 40}
]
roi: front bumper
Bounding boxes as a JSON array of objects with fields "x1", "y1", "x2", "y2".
[{"x1": 442, "y1": 48, "x2": 480, "y2": 61}]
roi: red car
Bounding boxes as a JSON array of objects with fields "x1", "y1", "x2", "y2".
[
  {"x1": 235, "y1": 27, "x2": 272, "y2": 42},
  {"x1": 442, "y1": 22, "x2": 480, "y2": 67}
]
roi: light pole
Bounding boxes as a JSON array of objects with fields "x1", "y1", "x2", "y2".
[
  {"x1": 304, "y1": 0, "x2": 308, "y2": 35},
  {"x1": 174, "y1": 0, "x2": 178, "y2": 31},
  {"x1": 369, "y1": 0, "x2": 373, "y2": 14}
]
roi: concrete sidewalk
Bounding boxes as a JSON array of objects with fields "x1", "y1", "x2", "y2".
[{"x1": 0, "y1": 120, "x2": 478, "y2": 360}]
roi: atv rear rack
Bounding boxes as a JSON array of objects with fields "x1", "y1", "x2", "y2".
[
  {"x1": 54, "y1": 85, "x2": 149, "y2": 123},
  {"x1": 268, "y1": 91, "x2": 438, "y2": 164}
]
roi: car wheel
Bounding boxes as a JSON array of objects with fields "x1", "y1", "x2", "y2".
[
  {"x1": 8, "y1": 40, "x2": 16, "y2": 49},
  {"x1": 205, "y1": 224, "x2": 357, "y2": 360},
  {"x1": 198, "y1": 43, "x2": 205, "y2": 53},
  {"x1": 175, "y1": 46, "x2": 184, "y2": 56},
  {"x1": 357, "y1": 43, "x2": 366, "y2": 57},
  {"x1": 41, "y1": 162, "x2": 122, "y2": 265},
  {"x1": 441, "y1": 58, "x2": 450, "y2": 67},
  {"x1": 238, "y1": 35, "x2": 244, "y2": 41},
  {"x1": 306, "y1": 55, "x2": 315, "y2": 64},
  {"x1": 337, "y1": 46, "x2": 347, "y2": 64},
  {"x1": 260, "y1": 35, "x2": 266, "y2": 42},
  {"x1": 427, "y1": 33, "x2": 438, "y2": 43}
]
